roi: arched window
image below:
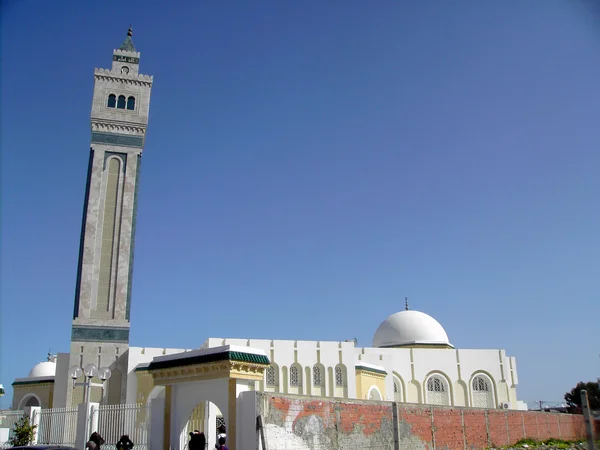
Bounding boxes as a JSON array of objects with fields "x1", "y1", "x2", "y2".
[
  {"x1": 335, "y1": 365, "x2": 345, "y2": 387},
  {"x1": 472, "y1": 375, "x2": 494, "y2": 408},
  {"x1": 127, "y1": 96, "x2": 135, "y2": 110},
  {"x1": 117, "y1": 95, "x2": 126, "y2": 109},
  {"x1": 313, "y1": 364, "x2": 323, "y2": 386},
  {"x1": 290, "y1": 365, "x2": 301, "y2": 386},
  {"x1": 393, "y1": 376, "x2": 403, "y2": 402},
  {"x1": 426, "y1": 375, "x2": 450, "y2": 406},
  {"x1": 107, "y1": 94, "x2": 116, "y2": 108},
  {"x1": 265, "y1": 365, "x2": 277, "y2": 387}
]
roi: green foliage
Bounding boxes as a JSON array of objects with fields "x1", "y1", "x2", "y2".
[
  {"x1": 513, "y1": 438, "x2": 538, "y2": 447},
  {"x1": 564, "y1": 381, "x2": 600, "y2": 410},
  {"x1": 491, "y1": 438, "x2": 600, "y2": 449},
  {"x1": 8, "y1": 414, "x2": 37, "y2": 447}
]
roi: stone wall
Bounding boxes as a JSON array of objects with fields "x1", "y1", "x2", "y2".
[{"x1": 256, "y1": 393, "x2": 587, "y2": 450}]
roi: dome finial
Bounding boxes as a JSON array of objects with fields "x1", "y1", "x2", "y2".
[
  {"x1": 127, "y1": 25, "x2": 133, "y2": 37},
  {"x1": 405, "y1": 297, "x2": 409, "y2": 311}
]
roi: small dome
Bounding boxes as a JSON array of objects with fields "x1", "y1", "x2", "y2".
[
  {"x1": 373, "y1": 310, "x2": 452, "y2": 348},
  {"x1": 28, "y1": 361, "x2": 56, "y2": 378}
]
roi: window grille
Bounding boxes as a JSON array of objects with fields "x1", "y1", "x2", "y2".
[
  {"x1": 393, "y1": 378, "x2": 402, "y2": 401},
  {"x1": 290, "y1": 366, "x2": 300, "y2": 386},
  {"x1": 313, "y1": 365, "x2": 323, "y2": 386},
  {"x1": 215, "y1": 416, "x2": 225, "y2": 435},
  {"x1": 427, "y1": 376, "x2": 449, "y2": 406},
  {"x1": 266, "y1": 366, "x2": 276, "y2": 387},
  {"x1": 472, "y1": 375, "x2": 494, "y2": 408},
  {"x1": 335, "y1": 365, "x2": 344, "y2": 386}
]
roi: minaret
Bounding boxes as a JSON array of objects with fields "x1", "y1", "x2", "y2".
[{"x1": 66, "y1": 29, "x2": 153, "y2": 406}]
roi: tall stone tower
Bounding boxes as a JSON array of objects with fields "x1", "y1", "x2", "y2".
[{"x1": 66, "y1": 29, "x2": 153, "y2": 406}]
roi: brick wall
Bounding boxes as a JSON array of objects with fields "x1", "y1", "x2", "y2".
[{"x1": 256, "y1": 393, "x2": 587, "y2": 450}]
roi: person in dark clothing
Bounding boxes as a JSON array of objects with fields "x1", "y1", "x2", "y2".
[
  {"x1": 215, "y1": 424, "x2": 226, "y2": 448},
  {"x1": 188, "y1": 430, "x2": 206, "y2": 450},
  {"x1": 116, "y1": 434, "x2": 134, "y2": 450},
  {"x1": 88, "y1": 432, "x2": 105, "y2": 449},
  {"x1": 216, "y1": 436, "x2": 228, "y2": 450}
]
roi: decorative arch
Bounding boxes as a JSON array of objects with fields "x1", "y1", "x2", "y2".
[
  {"x1": 470, "y1": 372, "x2": 496, "y2": 408},
  {"x1": 18, "y1": 393, "x2": 42, "y2": 410},
  {"x1": 95, "y1": 155, "x2": 124, "y2": 318},
  {"x1": 368, "y1": 386, "x2": 382, "y2": 401},
  {"x1": 424, "y1": 372, "x2": 451, "y2": 406},
  {"x1": 126, "y1": 96, "x2": 136, "y2": 110},
  {"x1": 392, "y1": 373, "x2": 405, "y2": 402},
  {"x1": 146, "y1": 385, "x2": 166, "y2": 405},
  {"x1": 290, "y1": 363, "x2": 302, "y2": 387},
  {"x1": 334, "y1": 364, "x2": 346, "y2": 387},
  {"x1": 265, "y1": 363, "x2": 279, "y2": 390},
  {"x1": 174, "y1": 382, "x2": 230, "y2": 450},
  {"x1": 312, "y1": 363, "x2": 325, "y2": 387},
  {"x1": 406, "y1": 379, "x2": 421, "y2": 403}
]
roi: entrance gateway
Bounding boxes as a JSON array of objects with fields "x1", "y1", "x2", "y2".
[{"x1": 146, "y1": 345, "x2": 270, "y2": 450}]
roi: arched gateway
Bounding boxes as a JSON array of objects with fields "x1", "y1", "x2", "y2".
[{"x1": 146, "y1": 345, "x2": 270, "y2": 450}]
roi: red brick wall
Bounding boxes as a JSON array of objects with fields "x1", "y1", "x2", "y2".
[{"x1": 257, "y1": 393, "x2": 588, "y2": 450}]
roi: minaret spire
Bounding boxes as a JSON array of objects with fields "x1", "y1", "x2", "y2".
[
  {"x1": 405, "y1": 297, "x2": 409, "y2": 311},
  {"x1": 118, "y1": 26, "x2": 136, "y2": 52}
]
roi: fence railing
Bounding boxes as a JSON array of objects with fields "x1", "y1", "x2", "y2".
[
  {"x1": 0, "y1": 410, "x2": 25, "y2": 449},
  {"x1": 92, "y1": 403, "x2": 150, "y2": 450},
  {"x1": 35, "y1": 407, "x2": 78, "y2": 447}
]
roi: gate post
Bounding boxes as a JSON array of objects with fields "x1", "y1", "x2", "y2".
[
  {"x1": 25, "y1": 406, "x2": 41, "y2": 444},
  {"x1": 149, "y1": 397, "x2": 165, "y2": 450},
  {"x1": 75, "y1": 402, "x2": 99, "y2": 450}
]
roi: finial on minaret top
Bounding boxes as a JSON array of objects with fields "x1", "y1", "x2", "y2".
[
  {"x1": 118, "y1": 26, "x2": 137, "y2": 52},
  {"x1": 405, "y1": 297, "x2": 409, "y2": 311}
]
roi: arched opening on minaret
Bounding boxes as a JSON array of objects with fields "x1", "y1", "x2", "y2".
[{"x1": 127, "y1": 96, "x2": 135, "y2": 110}]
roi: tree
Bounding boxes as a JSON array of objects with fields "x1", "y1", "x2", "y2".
[
  {"x1": 8, "y1": 414, "x2": 37, "y2": 447},
  {"x1": 564, "y1": 381, "x2": 600, "y2": 412}
]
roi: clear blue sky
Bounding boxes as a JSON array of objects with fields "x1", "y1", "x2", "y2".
[{"x1": 1, "y1": 0, "x2": 599, "y2": 409}]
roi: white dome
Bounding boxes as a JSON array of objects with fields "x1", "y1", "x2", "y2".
[
  {"x1": 28, "y1": 361, "x2": 56, "y2": 378},
  {"x1": 372, "y1": 310, "x2": 452, "y2": 348}
]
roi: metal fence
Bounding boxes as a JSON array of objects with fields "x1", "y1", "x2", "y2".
[
  {"x1": 35, "y1": 407, "x2": 78, "y2": 447},
  {"x1": 92, "y1": 403, "x2": 150, "y2": 450},
  {"x1": 0, "y1": 410, "x2": 25, "y2": 449}
]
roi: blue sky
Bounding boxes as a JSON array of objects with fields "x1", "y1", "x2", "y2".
[{"x1": 1, "y1": 0, "x2": 599, "y2": 409}]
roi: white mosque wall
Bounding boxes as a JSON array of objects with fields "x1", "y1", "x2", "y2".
[
  {"x1": 357, "y1": 346, "x2": 521, "y2": 408},
  {"x1": 125, "y1": 347, "x2": 190, "y2": 404},
  {"x1": 200, "y1": 338, "x2": 523, "y2": 410},
  {"x1": 203, "y1": 338, "x2": 357, "y2": 398}
]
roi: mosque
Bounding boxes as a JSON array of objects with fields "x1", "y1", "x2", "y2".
[{"x1": 9, "y1": 30, "x2": 528, "y2": 417}]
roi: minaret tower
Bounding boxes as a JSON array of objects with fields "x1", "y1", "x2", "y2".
[{"x1": 66, "y1": 29, "x2": 153, "y2": 406}]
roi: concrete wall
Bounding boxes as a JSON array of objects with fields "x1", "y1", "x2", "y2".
[{"x1": 256, "y1": 392, "x2": 587, "y2": 450}]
